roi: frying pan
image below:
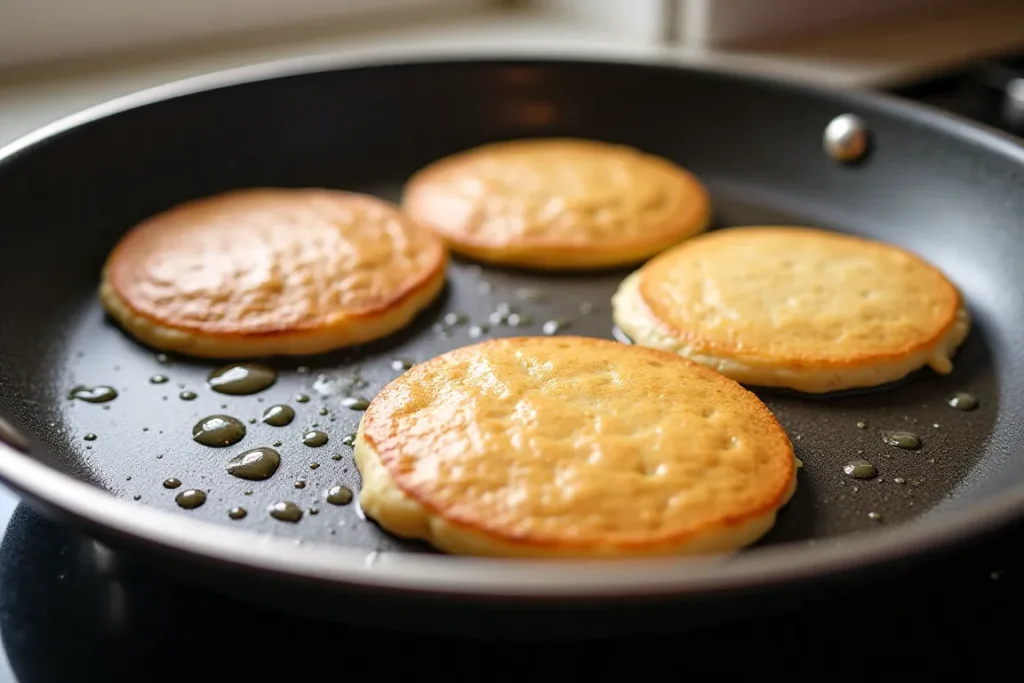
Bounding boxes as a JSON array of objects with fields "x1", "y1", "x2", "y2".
[{"x1": 0, "y1": 54, "x2": 1022, "y2": 637}]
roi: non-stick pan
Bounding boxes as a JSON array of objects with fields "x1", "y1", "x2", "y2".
[{"x1": 0, "y1": 55, "x2": 1022, "y2": 637}]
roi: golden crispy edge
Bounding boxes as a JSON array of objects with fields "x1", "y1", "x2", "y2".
[
  {"x1": 634, "y1": 226, "x2": 967, "y2": 368},
  {"x1": 400, "y1": 141, "x2": 712, "y2": 270},
  {"x1": 357, "y1": 336, "x2": 798, "y2": 557}
]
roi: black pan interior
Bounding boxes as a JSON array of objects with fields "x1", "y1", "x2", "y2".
[{"x1": 0, "y1": 59, "x2": 1018, "y2": 555}]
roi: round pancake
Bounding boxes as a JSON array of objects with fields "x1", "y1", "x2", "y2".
[
  {"x1": 401, "y1": 138, "x2": 711, "y2": 270},
  {"x1": 611, "y1": 226, "x2": 971, "y2": 394},
  {"x1": 100, "y1": 188, "x2": 447, "y2": 358},
  {"x1": 355, "y1": 336, "x2": 797, "y2": 559}
]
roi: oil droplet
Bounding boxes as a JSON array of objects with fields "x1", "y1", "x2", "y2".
[
  {"x1": 515, "y1": 287, "x2": 548, "y2": 303},
  {"x1": 248, "y1": 418, "x2": 256, "y2": 425},
  {"x1": 68, "y1": 385, "x2": 118, "y2": 403},
  {"x1": 296, "y1": 394, "x2": 310, "y2": 403},
  {"x1": 308, "y1": 507, "x2": 320, "y2": 515},
  {"x1": 542, "y1": 319, "x2": 569, "y2": 335},
  {"x1": 163, "y1": 478, "x2": 182, "y2": 489},
  {"x1": 390, "y1": 359, "x2": 413, "y2": 372},
  {"x1": 175, "y1": 489, "x2": 207, "y2": 509},
  {"x1": 442, "y1": 312, "x2": 468, "y2": 326},
  {"x1": 948, "y1": 392, "x2": 979, "y2": 411},
  {"x1": 272, "y1": 440, "x2": 282, "y2": 448},
  {"x1": 611, "y1": 326, "x2": 633, "y2": 344},
  {"x1": 868, "y1": 511, "x2": 883, "y2": 522},
  {"x1": 894, "y1": 477, "x2": 907, "y2": 485},
  {"x1": 150, "y1": 375, "x2": 169, "y2": 384},
  {"x1": 269, "y1": 501, "x2": 303, "y2": 522},
  {"x1": 468, "y1": 324, "x2": 488, "y2": 339},
  {"x1": 192, "y1": 415, "x2": 246, "y2": 447},
  {"x1": 326, "y1": 485, "x2": 353, "y2": 506},
  {"x1": 208, "y1": 363, "x2": 277, "y2": 395},
  {"x1": 83, "y1": 433, "x2": 97, "y2": 441},
  {"x1": 318, "y1": 408, "x2": 329, "y2": 416},
  {"x1": 156, "y1": 353, "x2": 169, "y2": 364},
  {"x1": 341, "y1": 397, "x2": 370, "y2": 411},
  {"x1": 228, "y1": 506, "x2": 247, "y2": 520},
  {"x1": 297, "y1": 366, "x2": 310, "y2": 375},
  {"x1": 843, "y1": 459, "x2": 877, "y2": 480},
  {"x1": 309, "y1": 462, "x2": 320, "y2": 470},
  {"x1": 226, "y1": 447, "x2": 281, "y2": 480},
  {"x1": 341, "y1": 433, "x2": 357, "y2": 447},
  {"x1": 579, "y1": 301, "x2": 595, "y2": 315},
  {"x1": 331, "y1": 454, "x2": 343, "y2": 461},
  {"x1": 881, "y1": 431, "x2": 921, "y2": 450},
  {"x1": 294, "y1": 479, "x2": 306, "y2": 489},
  {"x1": 179, "y1": 391, "x2": 197, "y2": 401},
  {"x1": 506, "y1": 313, "x2": 532, "y2": 328},
  {"x1": 261, "y1": 404, "x2": 295, "y2": 427},
  {"x1": 303, "y1": 430, "x2": 329, "y2": 447},
  {"x1": 244, "y1": 490, "x2": 253, "y2": 496},
  {"x1": 856, "y1": 421, "x2": 867, "y2": 429}
]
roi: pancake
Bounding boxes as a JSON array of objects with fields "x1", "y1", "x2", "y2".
[
  {"x1": 612, "y1": 226, "x2": 970, "y2": 394},
  {"x1": 355, "y1": 336, "x2": 797, "y2": 559},
  {"x1": 100, "y1": 188, "x2": 447, "y2": 358},
  {"x1": 401, "y1": 138, "x2": 710, "y2": 270}
]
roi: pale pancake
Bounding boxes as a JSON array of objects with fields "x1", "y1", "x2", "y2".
[
  {"x1": 355, "y1": 336, "x2": 797, "y2": 559},
  {"x1": 402, "y1": 138, "x2": 710, "y2": 270},
  {"x1": 612, "y1": 226, "x2": 970, "y2": 394},
  {"x1": 100, "y1": 188, "x2": 447, "y2": 358}
]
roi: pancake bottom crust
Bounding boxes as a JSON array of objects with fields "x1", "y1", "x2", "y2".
[
  {"x1": 612, "y1": 226, "x2": 971, "y2": 394},
  {"x1": 355, "y1": 336, "x2": 797, "y2": 559},
  {"x1": 100, "y1": 188, "x2": 447, "y2": 358},
  {"x1": 401, "y1": 138, "x2": 711, "y2": 270}
]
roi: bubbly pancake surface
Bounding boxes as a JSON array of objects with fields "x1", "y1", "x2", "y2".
[
  {"x1": 101, "y1": 188, "x2": 447, "y2": 358},
  {"x1": 612, "y1": 226, "x2": 970, "y2": 393},
  {"x1": 355, "y1": 336, "x2": 796, "y2": 558},
  {"x1": 401, "y1": 138, "x2": 710, "y2": 270}
]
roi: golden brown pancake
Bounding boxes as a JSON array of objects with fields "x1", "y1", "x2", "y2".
[
  {"x1": 100, "y1": 188, "x2": 447, "y2": 358},
  {"x1": 355, "y1": 336, "x2": 797, "y2": 558},
  {"x1": 402, "y1": 138, "x2": 710, "y2": 270},
  {"x1": 612, "y1": 226, "x2": 970, "y2": 393}
]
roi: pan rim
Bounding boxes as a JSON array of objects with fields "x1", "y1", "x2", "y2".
[{"x1": 2, "y1": 51, "x2": 1023, "y2": 599}]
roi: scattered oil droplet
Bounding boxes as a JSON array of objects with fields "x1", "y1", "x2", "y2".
[
  {"x1": 272, "y1": 440, "x2": 282, "y2": 448},
  {"x1": 208, "y1": 363, "x2": 277, "y2": 395},
  {"x1": 261, "y1": 404, "x2": 295, "y2": 427},
  {"x1": 248, "y1": 418, "x2": 256, "y2": 425},
  {"x1": 326, "y1": 485, "x2": 353, "y2": 506},
  {"x1": 294, "y1": 479, "x2": 306, "y2": 489},
  {"x1": 175, "y1": 489, "x2": 207, "y2": 509},
  {"x1": 488, "y1": 311, "x2": 508, "y2": 325},
  {"x1": 68, "y1": 385, "x2": 118, "y2": 403},
  {"x1": 308, "y1": 507, "x2": 320, "y2": 515},
  {"x1": 192, "y1": 415, "x2": 246, "y2": 447},
  {"x1": 515, "y1": 287, "x2": 548, "y2": 303},
  {"x1": 331, "y1": 454, "x2": 343, "y2": 461},
  {"x1": 856, "y1": 421, "x2": 867, "y2": 429},
  {"x1": 132, "y1": 494, "x2": 142, "y2": 501},
  {"x1": 163, "y1": 478, "x2": 182, "y2": 489},
  {"x1": 340, "y1": 433, "x2": 357, "y2": 447},
  {"x1": 318, "y1": 408, "x2": 329, "y2": 416},
  {"x1": 226, "y1": 447, "x2": 281, "y2": 481},
  {"x1": 156, "y1": 353, "x2": 170, "y2": 364},
  {"x1": 579, "y1": 301, "x2": 595, "y2": 315},
  {"x1": 296, "y1": 394, "x2": 310, "y2": 403},
  {"x1": 309, "y1": 462, "x2": 320, "y2": 470},
  {"x1": 150, "y1": 374, "x2": 169, "y2": 384},
  {"x1": 179, "y1": 391, "x2": 197, "y2": 401},
  {"x1": 468, "y1": 324, "x2": 489, "y2": 339},
  {"x1": 341, "y1": 396, "x2": 370, "y2": 411},
  {"x1": 881, "y1": 431, "x2": 921, "y2": 450},
  {"x1": 269, "y1": 501, "x2": 303, "y2": 522},
  {"x1": 506, "y1": 313, "x2": 532, "y2": 328},
  {"x1": 542, "y1": 319, "x2": 569, "y2": 335},
  {"x1": 390, "y1": 358, "x2": 413, "y2": 372},
  {"x1": 611, "y1": 326, "x2": 633, "y2": 344},
  {"x1": 948, "y1": 392, "x2": 979, "y2": 411},
  {"x1": 303, "y1": 430, "x2": 329, "y2": 447},
  {"x1": 868, "y1": 511, "x2": 883, "y2": 522},
  {"x1": 83, "y1": 433, "x2": 97, "y2": 441},
  {"x1": 843, "y1": 459, "x2": 877, "y2": 480},
  {"x1": 442, "y1": 312, "x2": 468, "y2": 326},
  {"x1": 244, "y1": 490, "x2": 253, "y2": 496},
  {"x1": 894, "y1": 477, "x2": 907, "y2": 485},
  {"x1": 228, "y1": 506, "x2": 247, "y2": 520}
]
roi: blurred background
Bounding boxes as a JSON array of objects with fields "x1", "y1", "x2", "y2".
[{"x1": 2, "y1": 0, "x2": 1024, "y2": 147}]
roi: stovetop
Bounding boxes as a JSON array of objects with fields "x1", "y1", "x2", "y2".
[{"x1": 4, "y1": 55, "x2": 1024, "y2": 680}]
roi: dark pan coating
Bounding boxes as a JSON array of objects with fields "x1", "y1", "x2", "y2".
[{"x1": 0, "y1": 59, "x2": 1019, "y2": 618}]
